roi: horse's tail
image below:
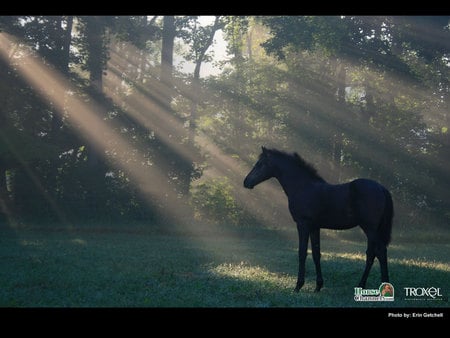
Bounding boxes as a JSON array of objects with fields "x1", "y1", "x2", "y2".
[{"x1": 379, "y1": 188, "x2": 394, "y2": 246}]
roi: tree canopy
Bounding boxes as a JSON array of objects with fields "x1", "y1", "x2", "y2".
[{"x1": 0, "y1": 16, "x2": 448, "y2": 234}]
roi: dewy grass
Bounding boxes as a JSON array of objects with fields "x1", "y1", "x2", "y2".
[{"x1": 0, "y1": 225, "x2": 448, "y2": 307}]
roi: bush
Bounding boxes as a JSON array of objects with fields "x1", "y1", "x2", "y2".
[{"x1": 190, "y1": 177, "x2": 243, "y2": 226}]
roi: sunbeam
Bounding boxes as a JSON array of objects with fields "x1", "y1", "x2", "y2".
[
  {"x1": 0, "y1": 32, "x2": 193, "y2": 226},
  {"x1": 104, "y1": 39, "x2": 295, "y2": 229},
  {"x1": 0, "y1": 32, "x2": 283, "y2": 269}
]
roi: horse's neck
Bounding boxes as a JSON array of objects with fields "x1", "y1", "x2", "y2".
[{"x1": 275, "y1": 166, "x2": 314, "y2": 198}]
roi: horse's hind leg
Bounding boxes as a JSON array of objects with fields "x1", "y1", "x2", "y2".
[
  {"x1": 310, "y1": 229, "x2": 323, "y2": 292},
  {"x1": 358, "y1": 239, "x2": 376, "y2": 288},
  {"x1": 376, "y1": 244, "x2": 389, "y2": 283}
]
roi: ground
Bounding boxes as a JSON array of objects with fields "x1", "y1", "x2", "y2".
[{"x1": 0, "y1": 223, "x2": 448, "y2": 308}]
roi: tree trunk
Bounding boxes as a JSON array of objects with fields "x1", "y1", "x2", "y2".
[
  {"x1": 61, "y1": 16, "x2": 73, "y2": 74},
  {"x1": 50, "y1": 16, "x2": 73, "y2": 142},
  {"x1": 189, "y1": 67, "x2": 200, "y2": 141},
  {"x1": 161, "y1": 16, "x2": 175, "y2": 111},
  {"x1": 189, "y1": 16, "x2": 221, "y2": 141},
  {"x1": 85, "y1": 16, "x2": 106, "y2": 93},
  {"x1": 0, "y1": 168, "x2": 13, "y2": 222},
  {"x1": 331, "y1": 59, "x2": 346, "y2": 181},
  {"x1": 363, "y1": 77, "x2": 376, "y2": 125}
]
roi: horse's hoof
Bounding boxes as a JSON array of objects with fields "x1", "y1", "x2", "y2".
[
  {"x1": 294, "y1": 280, "x2": 304, "y2": 293},
  {"x1": 314, "y1": 280, "x2": 323, "y2": 292}
]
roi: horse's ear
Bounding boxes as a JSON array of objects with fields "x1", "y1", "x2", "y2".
[{"x1": 261, "y1": 146, "x2": 267, "y2": 154}]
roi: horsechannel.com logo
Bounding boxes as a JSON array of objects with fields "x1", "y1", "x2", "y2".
[
  {"x1": 354, "y1": 282, "x2": 395, "y2": 302},
  {"x1": 354, "y1": 282, "x2": 447, "y2": 302}
]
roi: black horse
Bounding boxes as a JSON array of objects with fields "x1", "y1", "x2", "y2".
[{"x1": 243, "y1": 147, "x2": 394, "y2": 292}]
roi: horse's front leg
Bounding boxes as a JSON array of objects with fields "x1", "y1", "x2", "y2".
[
  {"x1": 294, "y1": 222, "x2": 309, "y2": 292},
  {"x1": 310, "y1": 228, "x2": 323, "y2": 292}
]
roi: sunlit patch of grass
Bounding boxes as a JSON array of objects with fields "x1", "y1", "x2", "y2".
[
  {"x1": 322, "y1": 251, "x2": 365, "y2": 262},
  {"x1": 206, "y1": 261, "x2": 322, "y2": 307},
  {"x1": 391, "y1": 258, "x2": 449, "y2": 272},
  {"x1": 210, "y1": 261, "x2": 294, "y2": 289},
  {"x1": 71, "y1": 238, "x2": 88, "y2": 246}
]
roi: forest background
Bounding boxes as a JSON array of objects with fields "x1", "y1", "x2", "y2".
[{"x1": 0, "y1": 16, "x2": 449, "y2": 241}]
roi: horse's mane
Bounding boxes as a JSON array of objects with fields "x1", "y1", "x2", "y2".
[{"x1": 264, "y1": 148, "x2": 325, "y2": 182}]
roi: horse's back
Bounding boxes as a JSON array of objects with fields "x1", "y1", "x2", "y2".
[
  {"x1": 350, "y1": 178, "x2": 386, "y2": 200},
  {"x1": 308, "y1": 182, "x2": 356, "y2": 228},
  {"x1": 351, "y1": 178, "x2": 385, "y2": 190},
  {"x1": 288, "y1": 178, "x2": 389, "y2": 229}
]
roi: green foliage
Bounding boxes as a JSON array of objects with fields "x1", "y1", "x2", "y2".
[
  {"x1": 110, "y1": 16, "x2": 159, "y2": 50},
  {"x1": 0, "y1": 127, "x2": 62, "y2": 164},
  {"x1": 180, "y1": 16, "x2": 223, "y2": 66},
  {"x1": 221, "y1": 16, "x2": 249, "y2": 61},
  {"x1": 191, "y1": 177, "x2": 243, "y2": 225},
  {"x1": 1, "y1": 16, "x2": 449, "y2": 232},
  {"x1": 259, "y1": 16, "x2": 348, "y2": 59}
]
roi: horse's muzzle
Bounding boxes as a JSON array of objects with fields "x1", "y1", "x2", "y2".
[{"x1": 243, "y1": 177, "x2": 254, "y2": 189}]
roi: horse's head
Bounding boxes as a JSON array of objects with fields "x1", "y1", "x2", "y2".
[{"x1": 243, "y1": 146, "x2": 276, "y2": 189}]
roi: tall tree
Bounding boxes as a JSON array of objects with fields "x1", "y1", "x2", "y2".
[
  {"x1": 160, "y1": 16, "x2": 176, "y2": 111},
  {"x1": 182, "y1": 16, "x2": 223, "y2": 139},
  {"x1": 77, "y1": 16, "x2": 110, "y2": 92}
]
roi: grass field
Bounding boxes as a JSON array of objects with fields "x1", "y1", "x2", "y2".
[{"x1": 0, "y1": 222, "x2": 448, "y2": 309}]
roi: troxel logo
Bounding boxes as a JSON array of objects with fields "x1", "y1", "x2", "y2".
[
  {"x1": 404, "y1": 287, "x2": 446, "y2": 301},
  {"x1": 354, "y1": 282, "x2": 395, "y2": 302}
]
